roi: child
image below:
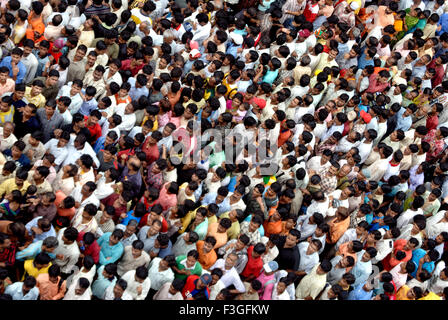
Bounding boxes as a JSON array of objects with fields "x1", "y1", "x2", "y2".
[
  {"x1": 233, "y1": 102, "x2": 250, "y2": 123},
  {"x1": 114, "y1": 82, "x2": 132, "y2": 106},
  {"x1": 0, "y1": 161, "x2": 16, "y2": 185},
  {"x1": 0, "y1": 190, "x2": 22, "y2": 221},
  {"x1": 272, "y1": 277, "x2": 291, "y2": 300}
]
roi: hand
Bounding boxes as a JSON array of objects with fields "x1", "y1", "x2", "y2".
[
  {"x1": 120, "y1": 213, "x2": 127, "y2": 219},
  {"x1": 31, "y1": 227, "x2": 42, "y2": 235},
  {"x1": 12, "y1": 62, "x2": 19, "y2": 76},
  {"x1": 137, "y1": 286, "x2": 143, "y2": 295},
  {"x1": 74, "y1": 201, "x2": 81, "y2": 209},
  {"x1": 27, "y1": 149, "x2": 34, "y2": 159},
  {"x1": 54, "y1": 129, "x2": 63, "y2": 139},
  {"x1": 56, "y1": 254, "x2": 64, "y2": 260}
]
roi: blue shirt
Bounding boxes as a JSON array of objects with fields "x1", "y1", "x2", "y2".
[
  {"x1": 33, "y1": 50, "x2": 50, "y2": 78},
  {"x1": 262, "y1": 69, "x2": 279, "y2": 85},
  {"x1": 395, "y1": 107, "x2": 413, "y2": 132},
  {"x1": 120, "y1": 210, "x2": 142, "y2": 226},
  {"x1": 357, "y1": 52, "x2": 374, "y2": 70},
  {"x1": 4, "y1": 282, "x2": 39, "y2": 300},
  {"x1": 15, "y1": 240, "x2": 56, "y2": 261},
  {"x1": 25, "y1": 217, "x2": 56, "y2": 242},
  {"x1": 97, "y1": 232, "x2": 124, "y2": 265},
  {"x1": 348, "y1": 282, "x2": 373, "y2": 300},
  {"x1": 158, "y1": 240, "x2": 173, "y2": 258},
  {"x1": 410, "y1": 248, "x2": 435, "y2": 278},
  {"x1": 243, "y1": 214, "x2": 265, "y2": 237},
  {"x1": 128, "y1": 77, "x2": 149, "y2": 101},
  {"x1": 3, "y1": 149, "x2": 31, "y2": 169},
  {"x1": 79, "y1": 97, "x2": 98, "y2": 116},
  {"x1": 92, "y1": 264, "x2": 116, "y2": 299},
  {"x1": 225, "y1": 42, "x2": 241, "y2": 59},
  {"x1": 93, "y1": 136, "x2": 106, "y2": 154},
  {"x1": 0, "y1": 56, "x2": 26, "y2": 83},
  {"x1": 201, "y1": 192, "x2": 231, "y2": 216}
]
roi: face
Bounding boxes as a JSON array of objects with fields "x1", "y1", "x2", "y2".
[{"x1": 285, "y1": 233, "x2": 298, "y2": 247}]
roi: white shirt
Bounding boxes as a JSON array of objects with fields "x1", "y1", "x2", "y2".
[
  {"x1": 94, "y1": 175, "x2": 115, "y2": 200},
  {"x1": 115, "y1": 104, "x2": 136, "y2": 133},
  {"x1": 396, "y1": 208, "x2": 423, "y2": 230},
  {"x1": 44, "y1": 138, "x2": 69, "y2": 167},
  {"x1": 121, "y1": 270, "x2": 152, "y2": 300},
  {"x1": 53, "y1": 227, "x2": 81, "y2": 274},
  {"x1": 390, "y1": 262, "x2": 410, "y2": 290},
  {"x1": 209, "y1": 259, "x2": 245, "y2": 293},
  {"x1": 148, "y1": 257, "x2": 175, "y2": 291},
  {"x1": 104, "y1": 285, "x2": 133, "y2": 300},
  {"x1": 70, "y1": 185, "x2": 100, "y2": 219},
  {"x1": 57, "y1": 84, "x2": 83, "y2": 115},
  {"x1": 62, "y1": 142, "x2": 100, "y2": 168},
  {"x1": 297, "y1": 242, "x2": 320, "y2": 274}
]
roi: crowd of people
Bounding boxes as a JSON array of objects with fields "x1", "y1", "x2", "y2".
[{"x1": 0, "y1": 0, "x2": 448, "y2": 301}]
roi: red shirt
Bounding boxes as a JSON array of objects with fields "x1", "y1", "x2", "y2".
[
  {"x1": 241, "y1": 245, "x2": 264, "y2": 278},
  {"x1": 77, "y1": 232, "x2": 100, "y2": 264},
  {"x1": 138, "y1": 213, "x2": 169, "y2": 233},
  {"x1": 101, "y1": 193, "x2": 127, "y2": 224},
  {"x1": 121, "y1": 59, "x2": 144, "y2": 77},
  {"x1": 303, "y1": 2, "x2": 319, "y2": 22},
  {"x1": 426, "y1": 114, "x2": 438, "y2": 131},
  {"x1": 84, "y1": 116, "x2": 102, "y2": 143},
  {"x1": 141, "y1": 138, "x2": 160, "y2": 165},
  {"x1": 428, "y1": 60, "x2": 444, "y2": 88},
  {"x1": 181, "y1": 275, "x2": 210, "y2": 300}
]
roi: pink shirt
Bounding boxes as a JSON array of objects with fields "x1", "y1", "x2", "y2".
[
  {"x1": 158, "y1": 182, "x2": 178, "y2": 211},
  {"x1": 256, "y1": 272, "x2": 276, "y2": 300},
  {"x1": 0, "y1": 79, "x2": 15, "y2": 96}
]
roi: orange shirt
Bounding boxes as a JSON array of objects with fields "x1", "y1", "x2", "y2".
[
  {"x1": 36, "y1": 273, "x2": 66, "y2": 300},
  {"x1": 337, "y1": 242, "x2": 358, "y2": 272},
  {"x1": 206, "y1": 223, "x2": 228, "y2": 249},
  {"x1": 54, "y1": 190, "x2": 76, "y2": 221},
  {"x1": 327, "y1": 217, "x2": 350, "y2": 244},
  {"x1": 196, "y1": 240, "x2": 217, "y2": 270},
  {"x1": 263, "y1": 209, "x2": 283, "y2": 238}
]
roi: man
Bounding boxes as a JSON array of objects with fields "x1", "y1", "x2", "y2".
[
  {"x1": 209, "y1": 253, "x2": 245, "y2": 295},
  {"x1": 4, "y1": 276, "x2": 39, "y2": 300},
  {"x1": 97, "y1": 228, "x2": 125, "y2": 265},
  {"x1": 153, "y1": 278, "x2": 185, "y2": 300},
  {"x1": 351, "y1": 247, "x2": 378, "y2": 287},
  {"x1": 297, "y1": 239, "x2": 322, "y2": 274},
  {"x1": 276, "y1": 229, "x2": 301, "y2": 273},
  {"x1": 117, "y1": 240, "x2": 150, "y2": 277},
  {"x1": 240, "y1": 242, "x2": 266, "y2": 281},
  {"x1": 32, "y1": 69, "x2": 60, "y2": 101},
  {"x1": 0, "y1": 47, "x2": 26, "y2": 84},
  {"x1": 295, "y1": 260, "x2": 332, "y2": 300},
  {"x1": 121, "y1": 266, "x2": 151, "y2": 300},
  {"x1": 181, "y1": 273, "x2": 212, "y2": 300},
  {"x1": 63, "y1": 277, "x2": 92, "y2": 300},
  {"x1": 104, "y1": 279, "x2": 133, "y2": 300},
  {"x1": 53, "y1": 227, "x2": 80, "y2": 278},
  {"x1": 37, "y1": 99, "x2": 64, "y2": 143}
]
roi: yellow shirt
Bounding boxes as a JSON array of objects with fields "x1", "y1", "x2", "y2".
[
  {"x1": 419, "y1": 292, "x2": 442, "y2": 300},
  {"x1": 219, "y1": 212, "x2": 240, "y2": 240},
  {"x1": 24, "y1": 87, "x2": 46, "y2": 108},
  {"x1": 22, "y1": 259, "x2": 52, "y2": 280},
  {"x1": 0, "y1": 178, "x2": 31, "y2": 196}
]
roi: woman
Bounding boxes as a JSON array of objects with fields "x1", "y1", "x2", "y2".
[{"x1": 12, "y1": 9, "x2": 28, "y2": 45}]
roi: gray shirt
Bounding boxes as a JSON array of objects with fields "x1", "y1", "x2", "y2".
[
  {"x1": 36, "y1": 108, "x2": 64, "y2": 143},
  {"x1": 137, "y1": 226, "x2": 159, "y2": 254}
]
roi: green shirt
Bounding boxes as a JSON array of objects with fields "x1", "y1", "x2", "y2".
[{"x1": 175, "y1": 255, "x2": 203, "y2": 280}]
